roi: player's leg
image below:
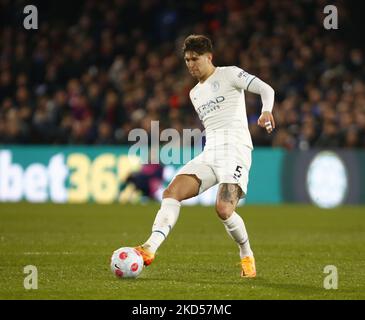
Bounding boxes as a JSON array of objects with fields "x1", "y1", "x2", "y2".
[
  {"x1": 215, "y1": 183, "x2": 256, "y2": 277},
  {"x1": 162, "y1": 174, "x2": 201, "y2": 201},
  {"x1": 136, "y1": 174, "x2": 201, "y2": 265},
  {"x1": 216, "y1": 183, "x2": 253, "y2": 257}
]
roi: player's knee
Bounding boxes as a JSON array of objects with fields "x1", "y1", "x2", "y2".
[
  {"x1": 162, "y1": 187, "x2": 173, "y2": 199},
  {"x1": 162, "y1": 187, "x2": 180, "y2": 201},
  {"x1": 215, "y1": 202, "x2": 234, "y2": 220}
]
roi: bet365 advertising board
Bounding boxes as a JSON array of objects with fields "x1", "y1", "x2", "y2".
[{"x1": 0, "y1": 146, "x2": 363, "y2": 207}]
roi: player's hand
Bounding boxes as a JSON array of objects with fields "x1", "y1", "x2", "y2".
[{"x1": 257, "y1": 111, "x2": 275, "y2": 134}]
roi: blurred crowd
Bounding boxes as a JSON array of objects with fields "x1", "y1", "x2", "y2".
[{"x1": 1, "y1": 0, "x2": 364, "y2": 149}]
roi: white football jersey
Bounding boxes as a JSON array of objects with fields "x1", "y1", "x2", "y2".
[{"x1": 189, "y1": 66, "x2": 256, "y2": 150}]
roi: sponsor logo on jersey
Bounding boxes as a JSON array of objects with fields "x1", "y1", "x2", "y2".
[{"x1": 196, "y1": 96, "x2": 225, "y2": 120}]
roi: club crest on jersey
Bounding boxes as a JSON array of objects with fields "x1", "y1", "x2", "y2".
[{"x1": 211, "y1": 81, "x2": 220, "y2": 92}]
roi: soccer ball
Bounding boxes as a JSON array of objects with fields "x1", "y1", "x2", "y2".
[{"x1": 110, "y1": 247, "x2": 144, "y2": 278}]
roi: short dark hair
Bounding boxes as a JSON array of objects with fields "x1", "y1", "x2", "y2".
[{"x1": 182, "y1": 35, "x2": 213, "y2": 55}]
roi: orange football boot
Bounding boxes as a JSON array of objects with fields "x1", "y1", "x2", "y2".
[
  {"x1": 134, "y1": 245, "x2": 155, "y2": 266},
  {"x1": 240, "y1": 256, "x2": 256, "y2": 278}
]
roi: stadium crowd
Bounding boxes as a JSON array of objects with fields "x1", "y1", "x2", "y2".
[{"x1": 1, "y1": 0, "x2": 364, "y2": 149}]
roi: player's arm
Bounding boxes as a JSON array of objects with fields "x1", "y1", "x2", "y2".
[
  {"x1": 227, "y1": 67, "x2": 275, "y2": 134},
  {"x1": 246, "y1": 77, "x2": 275, "y2": 134}
]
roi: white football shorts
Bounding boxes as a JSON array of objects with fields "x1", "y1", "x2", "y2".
[{"x1": 175, "y1": 144, "x2": 252, "y2": 198}]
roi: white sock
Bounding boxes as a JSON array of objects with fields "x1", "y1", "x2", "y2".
[
  {"x1": 221, "y1": 212, "x2": 253, "y2": 258},
  {"x1": 143, "y1": 198, "x2": 181, "y2": 254}
]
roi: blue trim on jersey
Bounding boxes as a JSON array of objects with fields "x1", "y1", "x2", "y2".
[
  {"x1": 239, "y1": 238, "x2": 249, "y2": 246},
  {"x1": 152, "y1": 230, "x2": 167, "y2": 239},
  {"x1": 246, "y1": 76, "x2": 256, "y2": 90}
]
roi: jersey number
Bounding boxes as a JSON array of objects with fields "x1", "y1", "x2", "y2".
[{"x1": 233, "y1": 165, "x2": 243, "y2": 179}]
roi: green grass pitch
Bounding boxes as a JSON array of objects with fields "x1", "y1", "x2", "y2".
[{"x1": 0, "y1": 202, "x2": 364, "y2": 300}]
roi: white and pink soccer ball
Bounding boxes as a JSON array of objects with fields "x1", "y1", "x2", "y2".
[{"x1": 110, "y1": 247, "x2": 144, "y2": 279}]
